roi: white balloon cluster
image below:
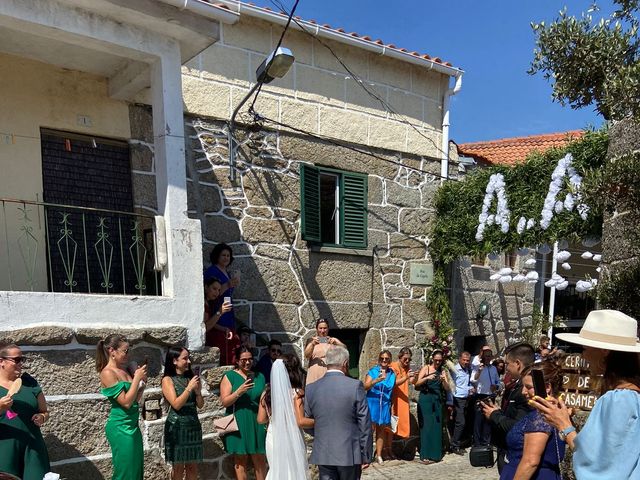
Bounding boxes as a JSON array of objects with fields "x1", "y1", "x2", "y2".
[
  {"x1": 539, "y1": 153, "x2": 589, "y2": 229},
  {"x1": 476, "y1": 173, "x2": 510, "y2": 241},
  {"x1": 475, "y1": 153, "x2": 591, "y2": 242}
]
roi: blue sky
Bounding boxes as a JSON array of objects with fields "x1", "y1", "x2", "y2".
[{"x1": 248, "y1": 0, "x2": 605, "y2": 143}]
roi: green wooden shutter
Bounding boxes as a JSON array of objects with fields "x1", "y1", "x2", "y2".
[
  {"x1": 341, "y1": 172, "x2": 368, "y2": 248},
  {"x1": 300, "y1": 164, "x2": 321, "y2": 242}
]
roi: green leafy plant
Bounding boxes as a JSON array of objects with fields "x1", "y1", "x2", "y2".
[
  {"x1": 431, "y1": 129, "x2": 608, "y2": 263},
  {"x1": 421, "y1": 268, "x2": 455, "y2": 361},
  {"x1": 530, "y1": 1, "x2": 640, "y2": 121}
]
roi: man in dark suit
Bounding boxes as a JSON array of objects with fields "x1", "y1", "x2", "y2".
[
  {"x1": 305, "y1": 345, "x2": 373, "y2": 480},
  {"x1": 481, "y1": 342, "x2": 535, "y2": 473}
]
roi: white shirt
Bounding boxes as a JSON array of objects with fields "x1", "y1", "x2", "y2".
[{"x1": 471, "y1": 364, "x2": 499, "y2": 395}]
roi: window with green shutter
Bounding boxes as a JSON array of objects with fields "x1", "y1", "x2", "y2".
[{"x1": 300, "y1": 164, "x2": 368, "y2": 249}]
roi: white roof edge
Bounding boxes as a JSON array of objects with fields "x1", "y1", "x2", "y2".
[{"x1": 217, "y1": 0, "x2": 463, "y2": 77}]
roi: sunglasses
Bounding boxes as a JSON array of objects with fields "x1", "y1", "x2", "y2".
[
  {"x1": 379, "y1": 357, "x2": 391, "y2": 362},
  {"x1": 2, "y1": 356, "x2": 26, "y2": 364},
  {"x1": 270, "y1": 349, "x2": 282, "y2": 354},
  {"x1": 238, "y1": 358, "x2": 253, "y2": 363}
]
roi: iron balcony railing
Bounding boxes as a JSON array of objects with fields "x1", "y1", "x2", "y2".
[{"x1": 1, "y1": 198, "x2": 162, "y2": 296}]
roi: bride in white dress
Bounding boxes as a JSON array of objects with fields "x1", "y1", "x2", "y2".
[{"x1": 258, "y1": 356, "x2": 312, "y2": 480}]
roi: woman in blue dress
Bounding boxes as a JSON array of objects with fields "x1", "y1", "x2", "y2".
[
  {"x1": 500, "y1": 358, "x2": 565, "y2": 480},
  {"x1": 203, "y1": 243, "x2": 240, "y2": 365},
  {"x1": 364, "y1": 350, "x2": 400, "y2": 465}
]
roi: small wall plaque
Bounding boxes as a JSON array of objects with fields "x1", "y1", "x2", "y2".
[{"x1": 409, "y1": 263, "x2": 433, "y2": 285}]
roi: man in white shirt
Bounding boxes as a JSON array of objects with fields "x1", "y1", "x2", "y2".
[
  {"x1": 471, "y1": 347, "x2": 499, "y2": 446},
  {"x1": 450, "y1": 351, "x2": 474, "y2": 454}
]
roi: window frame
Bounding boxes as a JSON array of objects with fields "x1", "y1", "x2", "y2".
[{"x1": 300, "y1": 164, "x2": 368, "y2": 250}]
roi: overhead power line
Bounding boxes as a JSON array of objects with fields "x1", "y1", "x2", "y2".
[{"x1": 266, "y1": 0, "x2": 453, "y2": 161}]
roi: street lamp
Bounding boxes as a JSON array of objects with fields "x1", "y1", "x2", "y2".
[{"x1": 228, "y1": 47, "x2": 295, "y2": 181}]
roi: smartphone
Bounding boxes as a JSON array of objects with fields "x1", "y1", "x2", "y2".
[
  {"x1": 245, "y1": 372, "x2": 255, "y2": 381},
  {"x1": 223, "y1": 296, "x2": 231, "y2": 305},
  {"x1": 193, "y1": 365, "x2": 201, "y2": 377},
  {"x1": 317, "y1": 336, "x2": 329, "y2": 343},
  {"x1": 531, "y1": 369, "x2": 547, "y2": 398},
  {"x1": 140, "y1": 356, "x2": 149, "y2": 367}
]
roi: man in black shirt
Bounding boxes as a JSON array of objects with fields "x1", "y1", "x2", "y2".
[{"x1": 480, "y1": 342, "x2": 535, "y2": 473}]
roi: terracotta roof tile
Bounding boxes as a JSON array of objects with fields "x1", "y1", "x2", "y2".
[{"x1": 458, "y1": 131, "x2": 584, "y2": 166}]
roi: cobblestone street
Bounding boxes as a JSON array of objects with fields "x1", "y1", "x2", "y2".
[{"x1": 362, "y1": 452, "x2": 498, "y2": 479}]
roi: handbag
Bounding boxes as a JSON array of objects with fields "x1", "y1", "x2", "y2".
[
  {"x1": 214, "y1": 404, "x2": 239, "y2": 436},
  {"x1": 390, "y1": 415, "x2": 399, "y2": 434},
  {"x1": 469, "y1": 445, "x2": 495, "y2": 467}
]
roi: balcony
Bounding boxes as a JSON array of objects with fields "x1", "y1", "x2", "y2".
[{"x1": 0, "y1": 198, "x2": 162, "y2": 296}]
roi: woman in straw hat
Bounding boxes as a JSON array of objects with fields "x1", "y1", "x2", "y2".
[{"x1": 531, "y1": 309, "x2": 640, "y2": 479}]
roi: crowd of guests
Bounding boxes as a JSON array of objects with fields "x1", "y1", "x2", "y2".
[{"x1": 1, "y1": 309, "x2": 639, "y2": 480}]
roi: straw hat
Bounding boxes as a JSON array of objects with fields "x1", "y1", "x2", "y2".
[{"x1": 556, "y1": 309, "x2": 640, "y2": 352}]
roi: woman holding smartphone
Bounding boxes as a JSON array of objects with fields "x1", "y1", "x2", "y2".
[
  {"x1": 219, "y1": 346, "x2": 267, "y2": 480},
  {"x1": 532, "y1": 310, "x2": 640, "y2": 479},
  {"x1": 415, "y1": 350, "x2": 450, "y2": 464},
  {"x1": 97, "y1": 334, "x2": 147, "y2": 480},
  {"x1": 162, "y1": 346, "x2": 204, "y2": 480},
  {"x1": 304, "y1": 318, "x2": 346, "y2": 385},
  {"x1": 204, "y1": 243, "x2": 240, "y2": 365},
  {"x1": 500, "y1": 357, "x2": 565, "y2": 480}
]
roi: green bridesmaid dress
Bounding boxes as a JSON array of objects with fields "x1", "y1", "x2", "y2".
[
  {"x1": 0, "y1": 373, "x2": 51, "y2": 480},
  {"x1": 101, "y1": 381, "x2": 143, "y2": 480},
  {"x1": 222, "y1": 370, "x2": 266, "y2": 455}
]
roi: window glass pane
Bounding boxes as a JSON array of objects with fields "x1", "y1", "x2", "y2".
[{"x1": 319, "y1": 173, "x2": 338, "y2": 244}]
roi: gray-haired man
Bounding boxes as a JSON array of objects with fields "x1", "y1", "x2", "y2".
[{"x1": 305, "y1": 346, "x2": 373, "y2": 480}]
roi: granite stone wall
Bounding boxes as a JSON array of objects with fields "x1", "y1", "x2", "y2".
[
  {"x1": 450, "y1": 256, "x2": 536, "y2": 352},
  {"x1": 1, "y1": 326, "x2": 230, "y2": 479},
  {"x1": 602, "y1": 119, "x2": 640, "y2": 271},
  {"x1": 178, "y1": 112, "x2": 455, "y2": 374}
]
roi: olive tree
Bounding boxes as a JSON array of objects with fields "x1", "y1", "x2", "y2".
[{"x1": 529, "y1": 0, "x2": 639, "y2": 120}]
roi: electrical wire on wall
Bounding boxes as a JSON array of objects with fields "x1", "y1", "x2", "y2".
[
  {"x1": 267, "y1": 0, "x2": 455, "y2": 162},
  {"x1": 255, "y1": 112, "x2": 456, "y2": 181}
]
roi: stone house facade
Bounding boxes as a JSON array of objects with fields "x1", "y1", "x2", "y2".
[{"x1": 167, "y1": 3, "x2": 465, "y2": 373}]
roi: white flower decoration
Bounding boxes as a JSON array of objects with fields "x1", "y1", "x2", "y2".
[{"x1": 475, "y1": 173, "x2": 511, "y2": 241}]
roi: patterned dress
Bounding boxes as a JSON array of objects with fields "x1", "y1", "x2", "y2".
[
  {"x1": 164, "y1": 375, "x2": 203, "y2": 464},
  {"x1": 500, "y1": 410, "x2": 565, "y2": 480}
]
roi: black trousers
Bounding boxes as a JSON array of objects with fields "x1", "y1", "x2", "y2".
[
  {"x1": 474, "y1": 395, "x2": 493, "y2": 446},
  {"x1": 451, "y1": 397, "x2": 468, "y2": 448},
  {"x1": 319, "y1": 465, "x2": 362, "y2": 480}
]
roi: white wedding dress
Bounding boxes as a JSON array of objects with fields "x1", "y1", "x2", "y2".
[{"x1": 265, "y1": 359, "x2": 309, "y2": 480}]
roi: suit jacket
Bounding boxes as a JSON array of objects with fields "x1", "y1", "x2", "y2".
[
  {"x1": 304, "y1": 371, "x2": 373, "y2": 466},
  {"x1": 489, "y1": 377, "x2": 532, "y2": 449}
]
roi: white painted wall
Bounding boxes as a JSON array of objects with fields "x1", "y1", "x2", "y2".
[{"x1": 0, "y1": 1, "x2": 205, "y2": 348}]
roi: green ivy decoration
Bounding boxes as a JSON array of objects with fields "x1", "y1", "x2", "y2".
[
  {"x1": 420, "y1": 268, "x2": 455, "y2": 361},
  {"x1": 431, "y1": 129, "x2": 608, "y2": 263}
]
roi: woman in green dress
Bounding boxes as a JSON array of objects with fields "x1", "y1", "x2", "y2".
[
  {"x1": 97, "y1": 334, "x2": 148, "y2": 480},
  {"x1": 0, "y1": 342, "x2": 51, "y2": 480},
  {"x1": 219, "y1": 346, "x2": 267, "y2": 480},
  {"x1": 162, "y1": 346, "x2": 204, "y2": 480},
  {"x1": 415, "y1": 350, "x2": 450, "y2": 465}
]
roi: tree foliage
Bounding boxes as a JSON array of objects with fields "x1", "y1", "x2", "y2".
[{"x1": 530, "y1": 0, "x2": 640, "y2": 120}]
